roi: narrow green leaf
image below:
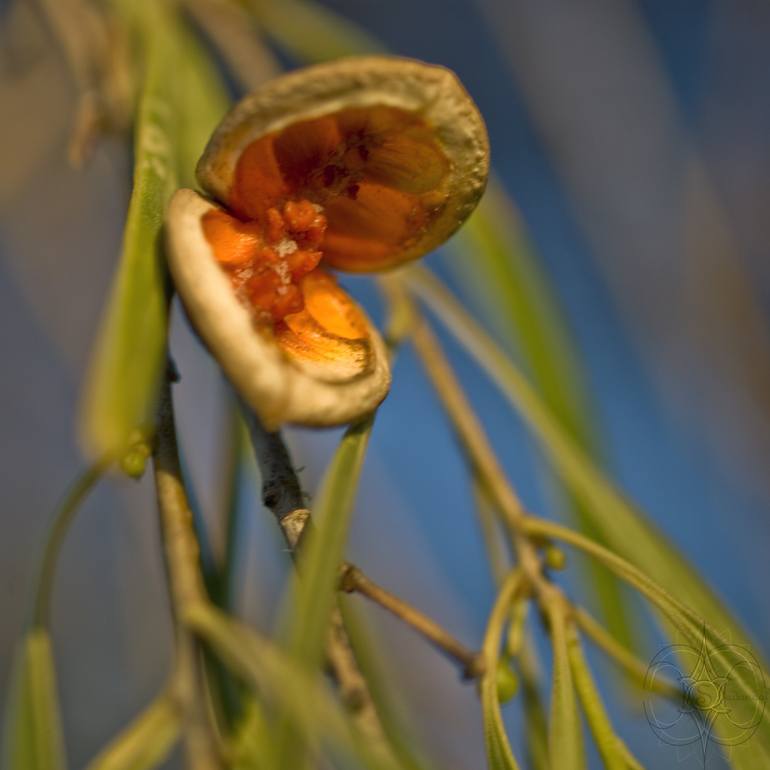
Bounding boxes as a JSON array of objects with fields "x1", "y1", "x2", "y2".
[
  {"x1": 286, "y1": 416, "x2": 374, "y2": 668},
  {"x1": 274, "y1": 417, "x2": 374, "y2": 769},
  {"x1": 84, "y1": 690, "x2": 181, "y2": 770},
  {"x1": 566, "y1": 624, "x2": 636, "y2": 770},
  {"x1": 33, "y1": 460, "x2": 108, "y2": 628},
  {"x1": 212, "y1": 402, "x2": 249, "y2": 612},
  {"x1": 480, "y1": 569, "x2": 523, "y2": 770},
  {"x1": 517, "y1": 636, "x2": 550, "y2": 770},
  {"x1": 3, "y1": 629, "x2": 67, "y2": 770},
  {"x1": 545, "y1": 602, "x2": 585, "y2": 770},
  {"x1": 185, "y1": 603, "x2": 400, "y2": 770},
  {"x1": 202, "y1": 401, "x2": 250, "y2": 730},
  {"x1": 80, "y1": 3, "x2": 227, "y2": 459},
  {"x1": 79, "y1": 3, "x2": 177, "y2": 459},
  {"x1": 230, "y1": 696, "x2": 274, "y2": 770},
  {"x1": 337, "y1": 598, "x2": 434, "y2": 770}
]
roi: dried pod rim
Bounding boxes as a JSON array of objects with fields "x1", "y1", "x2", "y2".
[
  {"x1": 197, "y1": 55, "x2": 490, "y2": 270},
  {"x1": 165, "y1": 188, "x2": 391, "y2": 429}
]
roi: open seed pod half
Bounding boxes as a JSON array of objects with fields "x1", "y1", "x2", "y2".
[{"x1": 166, "y1": 56, "x2": 489, "y2": 428}]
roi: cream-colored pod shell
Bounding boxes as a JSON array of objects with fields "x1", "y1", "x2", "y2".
[
  {"x1": 165, "y1": 188, "x2": 391, "y2": 428},
  {"x1": 197, "y1": 56, "x2": 489, "y2": 270}
]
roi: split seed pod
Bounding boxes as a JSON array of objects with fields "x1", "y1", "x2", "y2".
[{"x1": 166, "y1": 56, "x2": 489, "y2": 428}]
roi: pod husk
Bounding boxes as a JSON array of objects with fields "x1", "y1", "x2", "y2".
[
  {"x1": 197, "y1": 55, "x2": 489, "y2": 271},
  {"x1": 165, "y1": 188, "x2": 391, "y2": 428}
]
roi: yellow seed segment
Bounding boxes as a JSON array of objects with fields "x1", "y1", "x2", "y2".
[
  {"x1": 275, "y1": 270, "x2": 372, "y2": 381},
  {"x1": 299, "y1": 270, "x2": 368, "y2": 340}
]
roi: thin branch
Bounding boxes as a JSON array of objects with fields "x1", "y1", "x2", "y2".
[
  {"x1": 407, "y1": 312, "x2": 549, "y2": 595},
  {"x1": 244, "y1": 414, "x2": 308, "y2": 538},
  {"x1": 403, "y1": 289, "x2": 692, "y2": 725},
  {"x1": 246, "y1": 408, "x2": 485, "y2": 692},
  {"x1": 471, "y1": 473, "x2": 512, "y2": 587},
  {"x1": 242, "y1": 408, "x2": 391, "y2": 750},
  {"x1": 153, "y1": 377, "x2": 222, "y2": 770},
  {"x1": 409, "y1": 317, "x2": 526, "y2": 532},
  {"x1": 239, "y1": 279, "x2": 418, "y2": 729},
  {"x1": 404, "y1": 295, "x2": 584, "y2": 633},
  {"x1": 340, "y1": 563, "x2": 484, "y2": 678},
  {"x1": 396, "y1": 280, "x2": 654, "y2": 765},
  {"x1": 405, "y1": 297, "x2": 601, "y2": 723},
  {"x1": 523, "y1": 513, "x2": 736, "y2": 704}
]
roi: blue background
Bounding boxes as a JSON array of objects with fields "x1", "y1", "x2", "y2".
[{"x1": 2, "y1": 1, "x2": 770, "y2": 767}]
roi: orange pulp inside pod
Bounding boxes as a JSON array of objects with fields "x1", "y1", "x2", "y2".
[
  {"x1": 202, "y1": 106, "x2": 450, "y2": 376},
  {"x1": 228, "y1": 105, "x2": 452, "y2": 273},
  {"x1": 201, "y1": 200, "x2": 327, "y2": 324}
]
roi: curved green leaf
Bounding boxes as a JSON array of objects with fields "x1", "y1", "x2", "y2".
[
  {"x1": 337, "y1": 598, "x2": 434, "y2": 770},
  {"x1": 284, "y1": 416, "x2": 374, "y2": 669},
  {"x1": 33, "y1": 460, "x2": 108, "y2": 628},
  {"x1": 84, "y1": 690, "x2": 181, "y2": 770},
  {"x1": 566, "y1": 623, "x2": 637, "y2": 770},
  {"x1": 186, "y1": 603, "x2": 400, "y2": 770},
  {"x1": 4, "y1": 463, "x2": 109, "y2": 770},
  {"x1": 545, "y1": 602, "x2": 585, "y2": 770},
  {"x1": 517, "y1": 636, "x2": 550, "y2": 770},
  {"x1": 480, "y1": 569, "x2": 523, "y2": 770},
  {"x1": 3, "y1": 630, "x2": 67, "y2": 770}
]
